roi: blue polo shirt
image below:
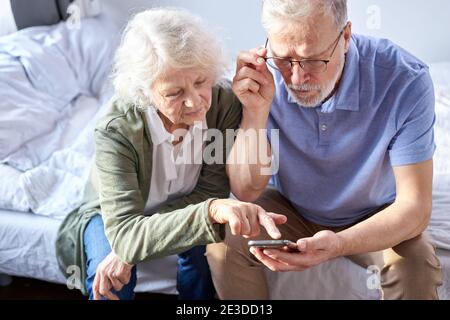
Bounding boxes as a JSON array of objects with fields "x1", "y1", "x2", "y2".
[{"x1": 267, "y1": 34, "x2": 436, "y2": 227}]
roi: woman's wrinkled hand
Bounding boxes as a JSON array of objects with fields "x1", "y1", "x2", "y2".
[
  {"x1": 208, "y1": 198, "x2": 287, "y2": 239},
  {"x1": 92, "y1": 252, "x2": 133, "y2": 300}
]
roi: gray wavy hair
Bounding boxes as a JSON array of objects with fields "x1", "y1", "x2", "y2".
[
  {"x1": 112, "y1": 8, "x2": 229, "y2": 107},
  {"x1": 262, "y1": 0, "x2": 348, "y2": 34}
]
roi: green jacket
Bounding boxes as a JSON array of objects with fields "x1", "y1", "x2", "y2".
[{"x1": 55, "y1": 86, "x2": 242, "y2": 295}]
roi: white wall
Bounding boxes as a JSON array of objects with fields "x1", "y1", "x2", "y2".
[
  {"x1": 101, "y1": 0, "x2": 450, "y2": 63},
  {"x1": 348, "y1": 0, "x2": 450, "y2": 63},
  {"x1": 101, "y1": 0, "x2": 266, "y2": 59}
]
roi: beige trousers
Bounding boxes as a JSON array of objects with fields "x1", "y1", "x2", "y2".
[{"x1": 206, "y1": 188, "x2": 443, "y2": 300}]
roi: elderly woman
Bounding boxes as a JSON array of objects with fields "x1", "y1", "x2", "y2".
[{"x1": 56, "y1": 8, "x2": 286, "y2": 300}]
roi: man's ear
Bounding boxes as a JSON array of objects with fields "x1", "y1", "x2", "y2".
[{"x1": 343, "y1": 21, "x2": 352, "y2": 53}]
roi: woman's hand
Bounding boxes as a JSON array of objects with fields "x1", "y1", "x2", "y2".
[
  {"x1": 208, "y1": 198, "x2": 287, "y2": 239},
  {"x1": 93, "y1": 252, "x2": 134, "y2": 300}
]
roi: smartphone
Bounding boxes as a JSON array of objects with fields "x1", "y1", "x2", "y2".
[{"x1": 248, "y1": 239, "x2": 298, "y2": 251}]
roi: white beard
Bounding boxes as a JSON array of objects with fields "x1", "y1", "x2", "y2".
[{"x1": 287, "y1": 60, "x2": 345, "y2": 108}]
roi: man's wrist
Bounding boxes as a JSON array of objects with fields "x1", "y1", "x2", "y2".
[
  {"x1": 335, "y1": 231, "x2": 350, "y2": 257},
  {"x1": 241, "y1": 108, "x2": 269, "y2": 129}
]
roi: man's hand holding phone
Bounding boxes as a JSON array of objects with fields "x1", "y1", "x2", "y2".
[{"x1": 249, "y1": 230, "x2": 345, "y2": 272}]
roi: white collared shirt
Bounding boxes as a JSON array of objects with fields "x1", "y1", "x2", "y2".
[{"x1": 144, "y1": 106, "x2": 207, "y2": 215}]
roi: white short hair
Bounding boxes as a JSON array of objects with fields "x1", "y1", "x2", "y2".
[
  {"x1": 112, "y1": 8, "x2": 229, "y2": 106},
  {"x1": 262, "y1": 0, "x2": 348, "y2": 35}
]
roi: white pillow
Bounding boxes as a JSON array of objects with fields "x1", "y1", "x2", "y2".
[
  {"x1": 0, "y1": 15, "x2": 118, "y2": 167},
  {"x1": 0, "y1": 0, "x2": 17, "y2": 36},
  {"x1": 0, "y1": 0, "x2": 102, "y2": 37}
]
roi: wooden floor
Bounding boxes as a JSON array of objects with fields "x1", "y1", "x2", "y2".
[{"x1": 0, "y1": 276, "x2": 177, "y2": 300}]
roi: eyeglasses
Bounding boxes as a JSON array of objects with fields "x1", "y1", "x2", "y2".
[{"x1": 264, "y1": 26, "x2": 346, "y2": 74}]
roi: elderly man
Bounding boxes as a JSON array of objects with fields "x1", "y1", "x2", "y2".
[{"x1": 207, "y1": 0, "x2": 442, "y2": 299}]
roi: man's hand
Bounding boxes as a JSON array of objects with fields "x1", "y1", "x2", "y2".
[
  {"x1": 249, "y1": 230, "x2": 344, "y2": 271},
  {"x1": 232, "y1": 47, "x2": 275, "y2": 120},
  {"x1": 226, "y1": 47, "x2": 275, "y2": 202},
  {"x1": 209, "y1": 198, "x2": 287, "y2": 239},
  {"x1": 92, "y1": 252, "x2": 134, "y2": 300}
]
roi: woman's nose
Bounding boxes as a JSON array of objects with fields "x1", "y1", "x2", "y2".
[{"x1": 184, "y1": 92, "x2": 201, "y2": 108}]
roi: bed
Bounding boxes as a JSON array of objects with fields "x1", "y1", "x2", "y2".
[{"x1": 0, "y1": 14, "x2": 449, "y2": 299}]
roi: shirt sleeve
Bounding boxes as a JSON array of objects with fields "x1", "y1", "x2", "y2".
[{"x1": 388, "y1": 70, "x2": 436, "y2": 166}]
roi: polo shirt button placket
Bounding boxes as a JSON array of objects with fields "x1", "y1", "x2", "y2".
[{"x1": 318, "y1": 112, "x2": 332, "y2": 146}]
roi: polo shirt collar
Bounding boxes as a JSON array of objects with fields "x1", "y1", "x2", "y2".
[{"x1": 333, "y1": 37, "x2": 360, "y2": 112}]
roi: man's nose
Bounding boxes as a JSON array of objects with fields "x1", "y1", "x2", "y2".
[{"x1": 291, "y1": 63, "x2": 311, "y2": 85}]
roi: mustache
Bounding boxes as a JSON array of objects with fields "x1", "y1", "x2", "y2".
[{"x1": 288, "y1": 83, "x2": 322, "y2": 91}]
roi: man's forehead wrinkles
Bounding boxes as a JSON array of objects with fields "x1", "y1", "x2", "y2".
[{"x1": 270, "y1": 27, "x2": 341, "y2": 60}]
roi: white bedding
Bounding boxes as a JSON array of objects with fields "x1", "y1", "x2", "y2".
[
  {"x1": 428, "y1": 62, "x2": 450, "y2": 251},
  {"x1": 0, "y1": 95, "x2": 101, "y2": 218},
  {"x1": 0, "y1": 16, "x2": 118, "y2": 168}
]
